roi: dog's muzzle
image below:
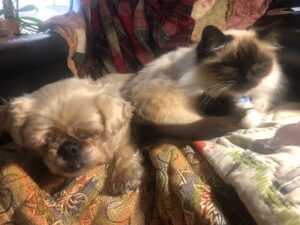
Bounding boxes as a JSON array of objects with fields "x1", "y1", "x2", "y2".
[
  {"x1": 58, "y1": 139, "x2": 82, "y2": 161},
  {"x1": 57, "y1": 139, "x2": 86, "y2": 173}
]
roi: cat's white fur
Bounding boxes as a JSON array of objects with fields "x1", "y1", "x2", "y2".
[
  {"x1": 240, "y1": 61, "x2": 284, "y2": 127},
  {"x1": 123, "y1": 47, "x2": 203, "y2": 124}
]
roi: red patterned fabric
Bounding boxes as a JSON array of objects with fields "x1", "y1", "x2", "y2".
[
  {"x1": 80, "y1": 0, "x2": 195, "y2": 77},
  {"x1": 225, "y1": 0, "x2": 271, "y2": 29},
  {"x1": 43, "y1": 0, "x2": 271, "y2": 77}
]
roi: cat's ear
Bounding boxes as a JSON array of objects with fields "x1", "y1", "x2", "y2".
[
  {"x1": 201, "y1": 25, "x2": 230, "y2": 47},
  {"x1": 252, "y1": 21, "x2": 282, "y2": 40},
  {"x1": 197, "y1": 25, "x2": 231, "y2": 58}
]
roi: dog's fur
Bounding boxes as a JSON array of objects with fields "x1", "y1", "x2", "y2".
[{"x1": 0, "y1": 77, "x2": 143, "y2": 195}]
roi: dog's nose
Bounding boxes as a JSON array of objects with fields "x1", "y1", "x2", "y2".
[{"x1": 58, "y1": 140, "x2": 82, "y2": 161}]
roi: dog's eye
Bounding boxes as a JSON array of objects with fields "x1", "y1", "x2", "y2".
[
  {"x1": 77, "y1": 129, "x2": 99, "y2": 139},
  {"x1": 42, "y1": 137, "x2": 51, "y2": 149}
]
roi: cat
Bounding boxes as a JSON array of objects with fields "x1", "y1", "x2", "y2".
[{"x1": 117, "y1": 24, "x2": 286, "y2": 145}]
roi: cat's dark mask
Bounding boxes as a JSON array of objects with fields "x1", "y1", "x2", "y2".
[{"x1": 197, "y1": 25, "x2": 275, "y2": 93}]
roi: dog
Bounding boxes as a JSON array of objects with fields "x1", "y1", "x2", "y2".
[{"x1": 0, "y1": 77, "x2": 143, "y2": 195}]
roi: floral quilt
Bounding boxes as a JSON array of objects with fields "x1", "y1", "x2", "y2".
[{"x1": 195, "y1": 104, "x2": 300, "y2": 225}]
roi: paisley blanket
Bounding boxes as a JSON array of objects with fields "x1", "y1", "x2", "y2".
[{"x1": 0, "y1": 143, "x2": 254, "y2": 225}]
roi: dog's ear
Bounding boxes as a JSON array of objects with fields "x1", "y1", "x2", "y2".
[
  {"x1": 96, "y1": 94, "x2": 133, "y2": 137},
  {"x1": 0, "y1": 103, "x2": 9, "y2": 134},
  {"x1": 5, "y1": 95, "x2": 35, "y2": 145}
]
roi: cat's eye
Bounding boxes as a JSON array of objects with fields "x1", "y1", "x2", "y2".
[
  {"x1": 222, "y1": 60, "x2": 236, "y2": 67},
  {"x1": 253, "y1": 61, "x2": 269, "y2": 73},
  {"x1": 254, "y1": 61, "x2": 264, "y2": 68},
  {"x1": 217, "y1": 73, "x2": 236, "y2": 80}
]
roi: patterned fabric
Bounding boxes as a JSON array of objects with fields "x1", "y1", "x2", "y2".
[
  {"x1": 224, "y1": 0, "x2": 271, "y2": 29},
  {"x1": 42, "y1": 11, "x2": 87, "y2": 77},
  {"x1": 191, "y1": 0, "x2": 271, "y2": 42},
  {"x1": 191, "y1": 0, "x2": 228, "y2": 42},
  {"x1": 43, "y1": 0, "x2": 271, "y2": 76},
  {"x1": 194, "y1": 105, "x2": 300, "y2": 225},
  {"x1": 149, "y1": 145, "x2": 227, "y2": 225},
  {"x1": 80, "y1": 0, "x2": 196, "y2": 77},
  {"x1": 0, "y1": 143, "x2": 236, "y2": 224}
]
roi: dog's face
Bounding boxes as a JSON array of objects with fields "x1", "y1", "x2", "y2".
[{"x1": 0, "y1": 78, "x2": 133, "y2": 177}]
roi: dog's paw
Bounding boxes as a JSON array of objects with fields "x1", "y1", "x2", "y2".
[
  {"x1": 107, "y1": 151, "x2": 143, "y2": 196},
  {"x1": 107, "y1": 168, "x2": 143, "y2": 195},
  {"x1": 108, "y1": 176, "x2": 142, "y2": 196}
]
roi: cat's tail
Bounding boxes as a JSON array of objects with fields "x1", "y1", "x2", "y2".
[{"x1": 130, "y1": 113, "x2": 240, "y2": 147}]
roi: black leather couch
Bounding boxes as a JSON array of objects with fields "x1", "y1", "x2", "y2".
[{"x1": 0, "y1": 33, "x2": 72, "y2": 101}]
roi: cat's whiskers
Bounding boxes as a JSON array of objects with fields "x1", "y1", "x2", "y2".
[
  {"x1": 214, "y1": 82, "x2": 234, "y2": 97},
  {"x1": 200, "y1": 82, "x2": 234, "y2": 113}
]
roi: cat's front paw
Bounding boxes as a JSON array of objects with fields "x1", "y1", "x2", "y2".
[
  {"x1": 240, "y1": 109, "x2": 263, "y2": 128},
  {"x1": 252, "y1": 99, "x2": 271, "y2": 113}
]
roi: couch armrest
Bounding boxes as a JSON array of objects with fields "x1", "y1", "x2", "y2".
[
  {"x1": 0, "y1": 33, "x2": 69, "y2": 73},
  {"x1": 0, "y1": 32, "x2": 73, "y2": 100}
]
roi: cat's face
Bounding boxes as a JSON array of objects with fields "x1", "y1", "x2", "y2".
[{"x1": 196, "y1": 25, "x2": 278, "y2": 95}]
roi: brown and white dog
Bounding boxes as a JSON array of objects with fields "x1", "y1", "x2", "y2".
[{"x1": 0, "y1": 77, "x2": 143, "y2": 195}]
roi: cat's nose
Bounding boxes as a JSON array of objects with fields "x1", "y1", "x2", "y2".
[{"x1": 58, "y1": 140, "x2": 82, "y2": 161}]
